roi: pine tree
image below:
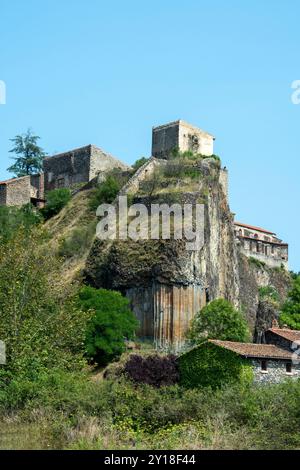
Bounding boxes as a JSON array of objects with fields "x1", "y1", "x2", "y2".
[{"x1": 7, "y1": 129, "x2": 46, "y2": 177}]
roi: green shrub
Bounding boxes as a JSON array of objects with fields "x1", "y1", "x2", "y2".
[
  {"x1": 89, "y1": 176, "x2": 120, "y2": 211},
  {"x1": 78, "y1": 287, "x2": 139, "y2": 366},
  {"x1": 41, "y1": 188, "x2": 71, "y2": 220},
  {"x1": 178, "y1": 342, "x2": 253, "y2": 389},
  {"x1": 189, "y1": 299, "x2": 250, "y2": 343}
]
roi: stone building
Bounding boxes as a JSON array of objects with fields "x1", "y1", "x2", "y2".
[
  {"x1": 152, "y1": 120, "x2": 215, "y2": 159},
  {"x1": 209, "y1": 332, "x2": 300, "y2": 384},
  {"x1": 43, "y1": 144, "x2": 128, "y2": 191},
  {"x1": 0, "y1": 174, "x2": 44, "y2": 207},
  {"x1": 234, "y1": 221, "x2": 288, "y2": 269},
  {"x1": 0, "y1": 144, "x2": 129, "y2": 207}
]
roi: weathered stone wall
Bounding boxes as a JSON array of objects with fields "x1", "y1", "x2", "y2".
[
  {"x1": 120, "y1": 157, "x2": 165, "y2": 195},
  {"x1": 43, "y1": 146, "x2": 92, "y2": 191},
  {"x1": 5, "y1": 176, "x2": 32, "y2": 206},
  {"x1": 43, "y1": 145, "x2": 129, "y2": 192},
  {"x1": 252, "y1": 359, "x2": 300, "y2": 384},
  {"x1": 152, "y1": 120, "x2": 214, "y2": 159}
]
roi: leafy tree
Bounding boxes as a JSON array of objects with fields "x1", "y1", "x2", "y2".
[
  {"x1": 280, "y1": 276, "x2": 300, "y2": 329},
  {"x1": 7, "y1": 129, "x2": 46, "y2": 177},
  {"x1": 89, "y1": 175, "x2": 120, "y2": 211},
  {"x1": 189, "y1": 299, "x2": 250, "y2": 343},
  {"x1": 41, "y1": 188, "x2": 71, "y2": 220},
  {"x1": 78, "y1": 286, "x2": 139, "y2": 366}
]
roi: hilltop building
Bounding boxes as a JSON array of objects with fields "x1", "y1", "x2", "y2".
[{"x1": 152, "y1": 119, "x2": 215, "y2": 159}]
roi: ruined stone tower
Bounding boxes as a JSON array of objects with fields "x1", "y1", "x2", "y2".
[{"x1": 152, "y1": 120, "x2": 215, "y2": 159}]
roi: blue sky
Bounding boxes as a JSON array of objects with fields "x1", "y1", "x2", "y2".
[{"x1": 0, "y1": 0, "x2": 299, "y2": 270}]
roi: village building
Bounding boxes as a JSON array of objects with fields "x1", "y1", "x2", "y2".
[
  {"x1": 209, "y1": 334, "x2": 300, "y2": 384},
  {"x1": 234, "y1": 221, "x2": 288, "y2": 269},
  {"x1": 0, "y1": 174, "x2": 44, "y2": 207}
]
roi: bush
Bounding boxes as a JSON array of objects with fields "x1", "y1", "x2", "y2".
[
  {"x1": 89, "y1": 176, "x2": 120, "y2": 211},
  {"x1": 41, "y1": 188, "x2": 71, "y2": 220},
  {"x1": 124, "y1": 354, "x2": 179, "y2": 387},
  {"x1": 189, "y1": 299, "x2": 250, "y2": 343},
  {"x1": 179, "y1": 342, "x2": 253, "y2": 389},
  {"x1": 78, "y1": 287, "x2": 139, "y2": 366}
]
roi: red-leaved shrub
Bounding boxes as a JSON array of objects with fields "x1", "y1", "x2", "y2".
[{"x1": 124, "y1": 354, "x2": 179, "y2": 387}]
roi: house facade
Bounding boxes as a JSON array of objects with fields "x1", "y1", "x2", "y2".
[
  {"x1": 209, "y1": 336, "x2": 300, "y2": 384},
  {"x1": 234, "y1": 221, "x2": 288, "y2": 269}
]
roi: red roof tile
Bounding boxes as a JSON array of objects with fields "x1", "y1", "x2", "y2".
[
  {"x1": 209, "y1": 339, "x2": 292, "y2": 360},
  {"x1": 268, "y1": 328, "x2": 300, "y2": 343},
  {"x1": 234, "y1": 221, "x2": 276, "y2": 235}
]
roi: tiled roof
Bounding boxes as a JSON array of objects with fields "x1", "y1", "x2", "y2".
[
  {"x1": 234, "y1": 221, "x2": 276, "y2": 235},
  {"x1": 268, "y1": 328, "x2": 300, "y2": 343},
  {"x1": 209, "y1": 339, "x2": 292, "y2": 360}
]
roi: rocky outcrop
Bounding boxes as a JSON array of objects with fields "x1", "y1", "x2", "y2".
[{"x1": 84, "y1": 156, "x2": 291, "y2": 351}]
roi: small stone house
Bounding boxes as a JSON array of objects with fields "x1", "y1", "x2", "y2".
[
  {"x1": 209, "y1": 337, "x2": 300, "y2": 384},
  {"x1": 0, "y1": 174, "x2": 44, "y2": 207},
  {"x1": 180, "y1": 328, "x2": 300, "y2": 387}
]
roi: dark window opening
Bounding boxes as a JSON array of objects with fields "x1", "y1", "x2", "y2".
[
  {"x1": 261, "y1": 360, "x2": 268, "y2": 371},
  {"x1": 286, "y1": 363, "x2": 292, "y2": 373}
]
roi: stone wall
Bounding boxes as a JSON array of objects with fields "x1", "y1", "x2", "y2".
[
  {"x1": 152, "y1": 120, "x2": 214, "y2": 159},
  {"x1": 5, "y1": 176, "x2": 32, "y2": 206},
  {"x1": 43, "y1": 145, "x2": 129, "y2": 192},
  {"x1": 252, "y1": 358, "x2": 300, "y2": 384}
]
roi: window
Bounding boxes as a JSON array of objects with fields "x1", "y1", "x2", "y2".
[
  {"x1": 286, "y1": 363, "x2": 292, "y2": 374},
  {"x1": 261, "y1": 360, "x2": 268, "y2": 372}
]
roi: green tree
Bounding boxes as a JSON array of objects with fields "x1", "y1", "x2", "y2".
[
  {"x1": 189, "y1": 299, "x2": 250, "y2": 343},
  {"x1": 78, "y1": 286, "x2": 139, "y2": 366},
  {"x1": 41, "y1": 188, "x2": 72, "y2": 220},
  {"x1": 280, "y1": 276, "x2": 300, "y2": 329},
  {"x1": 7, "y1": 129, "x2": 46, "y2": 177}
]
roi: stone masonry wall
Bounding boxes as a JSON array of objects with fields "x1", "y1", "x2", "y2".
[{"x1": 252, "y1": 358, "x2": 300, "y2": 384}]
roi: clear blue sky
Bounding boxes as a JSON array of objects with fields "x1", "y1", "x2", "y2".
[{"x1": 0, "y1": 0, "x2": 299, "y2": 270}]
